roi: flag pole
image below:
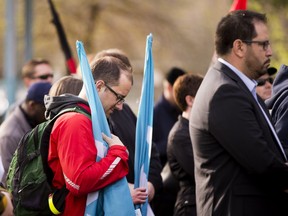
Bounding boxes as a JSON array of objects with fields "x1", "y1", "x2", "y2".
[{"x1": 47, "y1": 0, "x2": 77, "y2": 75}]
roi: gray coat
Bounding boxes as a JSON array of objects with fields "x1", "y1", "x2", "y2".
[{"x1": 0, "y1": 105, "x2": 32, "y2": 182}]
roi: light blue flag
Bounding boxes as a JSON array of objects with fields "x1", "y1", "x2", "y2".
[
  {"x1": 76, "y1": 41, "x2": 135, "y2": 216},
  {"x1": 134, "y1": 33, "x2": 154, "y2": 216}
]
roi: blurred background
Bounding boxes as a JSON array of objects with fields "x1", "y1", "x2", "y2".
[{"x1": 1, "y1": 0, "x2": 288, "y2": 120}]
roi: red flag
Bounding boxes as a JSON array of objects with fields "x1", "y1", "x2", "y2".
[
  {"x1": 48, "y1": 0, "x2": 77, "y2": 74},
  {"x1": 229, "y1": 0, "x2": 247, "y2": 12}
]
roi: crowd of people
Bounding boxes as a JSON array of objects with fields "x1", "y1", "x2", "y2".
[{"x1": 0, "y1": 8, "x2": 288, "y2": 216}]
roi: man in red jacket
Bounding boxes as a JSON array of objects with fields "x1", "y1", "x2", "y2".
[{"x1": 45, "y1": 56, "x2": 133, "y2": 215}]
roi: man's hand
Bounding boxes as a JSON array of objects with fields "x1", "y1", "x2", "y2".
[
  {"x1": 128, "y1": 183, "x2": 148, "y2": 204},
  {"x1": 102, "y1": 133, "x2": 125, "y2": 147}
]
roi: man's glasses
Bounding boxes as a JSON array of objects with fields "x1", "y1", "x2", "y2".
[
  {"x1": 33, "y1": 74, "x2": 54, "y2": 80},
  {"x1": 242, "y1": 40, "x2": 270, "y2": 51},
  {"x1": 104, "y1": 82, "x2": 125, "y2": 104},
  {"x1": 256, "y1": 77, "x2": 274, "y2": 86}
]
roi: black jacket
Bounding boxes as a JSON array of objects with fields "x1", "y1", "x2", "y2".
[
  {"x1": 167, "y1": 116, "x2": 196, "y2": 215},
  {"x1": 108, "y1": 103, "x2": 163, "y2": 193}
]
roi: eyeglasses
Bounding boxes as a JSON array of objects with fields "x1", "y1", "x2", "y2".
[
  {"x1": 256, "y1": 77, "x2": 274, "y2": 86},
  {"x1": 33, "y1": 74, "x2": 54, "y2": 80},
  {"x1": 242, "y1": 40, "x2": 270, "y2": 51},
  {"x1": 104, "y1": 82, "x2": 125, "y2": 104}
]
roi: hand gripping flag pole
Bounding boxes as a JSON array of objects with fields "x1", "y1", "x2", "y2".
[
  {"x1": 134, "y1": 33, "x2": 154, "y2": 216},
  {"x1": 76, "y1": 41, "x2": 135, "y2": 216}
]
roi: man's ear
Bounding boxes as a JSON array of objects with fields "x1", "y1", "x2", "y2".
[
  {"x1": 27, "y1": 100, "x2": 36, "y2": 108},
  {"x1": 95, "y1": 80, "x2": 105, "y2": 92},
  {"x1": 185, "y1": 95, "x2": 194, "y2": 107},
  {"x1": 233, "y1": 39, "x2": 246, "y2": 58},
  {"x1": 25, "y1": 100, "x2": 40, "y2": 115}
]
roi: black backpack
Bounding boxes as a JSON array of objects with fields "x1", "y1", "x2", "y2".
[{"x1": 6, "y1": 106, "x2": 90, "y2": 216}]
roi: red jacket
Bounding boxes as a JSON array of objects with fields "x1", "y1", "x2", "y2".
[{"x1": 48, "y1": 105, "x2": 129, "y2": 216}]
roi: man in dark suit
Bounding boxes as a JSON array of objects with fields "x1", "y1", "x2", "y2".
[{"x1": 189, "y1": 10, "x2": 288, "y2": 216}]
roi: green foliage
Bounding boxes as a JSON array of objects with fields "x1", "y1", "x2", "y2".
[{"x1": 256, "y1": 0, "x2": 288, "y2": 7}]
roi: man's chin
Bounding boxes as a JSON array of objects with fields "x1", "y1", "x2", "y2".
[
  {"x1": 258, "y1": 68, "x2": 269, "y2": 77},
  {"x1": 106, "y1": 110, "x2": 114, "y2": 117},
  {"x1": 104, "y1": 111, "x2": 110, "y2": 118},
  {"x1": 263, "y1": 63, "x2": 270, "y2": 72}
]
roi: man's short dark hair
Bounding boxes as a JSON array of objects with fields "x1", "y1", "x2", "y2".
[
  {"x1": 94, "y1": 49, "x2": 132, "y2": 72},
  {"x1": 90, "y1": 56, "x2": 133, "y2": 86},
  {"x1": 215, "y1": 10, "x2": 267, "y2": 56}
]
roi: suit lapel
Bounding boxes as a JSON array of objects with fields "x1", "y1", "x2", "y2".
[
  {"x1": 214, "y1": 62, "x2": 286, "y2": 160},
  {"x1": 214, "y1": 61, "x2": 258, "y2": 105}
]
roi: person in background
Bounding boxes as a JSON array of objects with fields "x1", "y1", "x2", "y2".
[
  {"x1": 0, "y1": 82, "x2": 52, "y2": 183},
  {"x1": 49, "y1": 75, "x2": 83, "y2": 97},
  {"x1": 266, "y1": 64, "x2": 288, "y2": 156},
  {"x1": 109, "y1": 103, "x2": 162, "y2": 205},
  {"x1": 167, "y1": 73, "x2": 203, "y2": 216},
  {"x1": 45, "y1": 56, "x2": 133, "y2": 216},
  {"x1": 190, "y1": 10, "x2": 288, "y2": 215},
  {"x1": 21, "y1": 58, "x2": 54, "y2": 88},
  {"x1": 152, "y1": 67, "x2": 186, "y2": 216},
  {"x1": 256, "y1": 66, "x2": 277, "y2": 101},
  {"x1": 153, "y1": 67, "x2": 186, "y2": 167},
  {"x1": 93, "y1": 49, "x2": 162, "y2": 207},
  {"x1": 5, "y1": 58, "x2": 54, "y2": 118}
]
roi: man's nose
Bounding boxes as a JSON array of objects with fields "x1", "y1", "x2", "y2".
[
  {"x1": 115, "y1": 103, "x2": 124, "y2": 111},
  {"x1": 266, "y1": 45, "x2": 273, "y2": 57}
]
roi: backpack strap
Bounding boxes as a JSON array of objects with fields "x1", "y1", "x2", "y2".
[{"x1": 33, "y1": 125, "x2": 40, "y2": 151}]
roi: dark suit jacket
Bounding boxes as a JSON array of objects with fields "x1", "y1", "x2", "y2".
[
  {"x1": 108, "y1": 103, "x2": 163, "y2": 194},
  {"x1": 189, "y1": 61, "x2": 288, "y2": 216}
]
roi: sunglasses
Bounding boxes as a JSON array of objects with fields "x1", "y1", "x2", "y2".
[
  {"x1": 256, "y1": 77, "x2": 273, "y2": 86},
  {"x1": 33, "y1": 74, "x2": 54, "y2": 80}
]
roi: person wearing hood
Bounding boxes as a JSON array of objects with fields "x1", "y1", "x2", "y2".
[
  {"x1": 45, "y1": 56, "x2": 133, "y2": 216},
  {"x1": 266, "y1": 64, "x2": 288, "y2": 156}
]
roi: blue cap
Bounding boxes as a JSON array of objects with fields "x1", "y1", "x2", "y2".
[{"x1": 26, "y1": 82, "x2": 52, "y2": 104}]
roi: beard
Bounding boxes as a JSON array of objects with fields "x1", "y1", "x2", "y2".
[
  {"x1": 245, "y1": 55, "x2": 270, "y2": 80},
  {"x1": 256, "y1": 66, "x2": 269, "y2": 77}
]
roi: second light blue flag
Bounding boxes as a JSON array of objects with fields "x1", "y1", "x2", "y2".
[{"x1": 134, "y1": 33, "x2": 154, "y2": 216}]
